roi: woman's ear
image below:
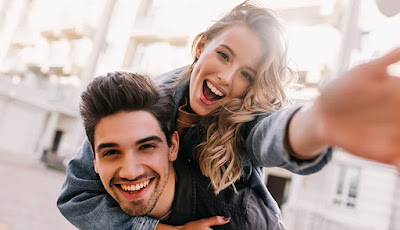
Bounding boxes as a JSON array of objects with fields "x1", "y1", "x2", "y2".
[
  {"x1": 196, "y1": 34, "x2": 207, "y2": 59},
  {"x1": 168, "y1": 131, "x2": 179, "y2": 162}
]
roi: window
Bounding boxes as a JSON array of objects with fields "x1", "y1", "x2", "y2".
[
  {"x1": 266, "y1": 175, "x2": 291, "y2": 207},
  {"x1": 333, "y1": 165, "x2": 361, "y2": 208}
]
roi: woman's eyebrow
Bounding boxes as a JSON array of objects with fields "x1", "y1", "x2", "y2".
[
  {"x1": 221, "y1": 44, "x2": 235, "y2": 56},
  {"x1": 246, "y1": 67, "x2": 257, "y2": 75},
  {"x1": 221, "y1": 44, "x2": 257, "y2": 74}
]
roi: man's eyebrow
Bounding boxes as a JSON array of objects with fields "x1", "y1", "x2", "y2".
[
  {"x1": 136, "y1": 136, "x2": 163, "y2": 145},
  {"x1": 221, "y1": 44, "x2": 257, "y2": 75},
  {"x1": 95, "y1": 136, "x2": 163, "y2": 152},
  {"x1": 96, "y1": 143, "x2": 118, "y2": 152}
]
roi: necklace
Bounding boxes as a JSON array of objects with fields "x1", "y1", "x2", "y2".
[{"x1": 158, "y1": 209, "x2": 172, "y2": 222}]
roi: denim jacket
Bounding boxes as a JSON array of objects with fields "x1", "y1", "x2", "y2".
[{"x1": 57, "y1": 67, "x2": 332, "y2": 230}]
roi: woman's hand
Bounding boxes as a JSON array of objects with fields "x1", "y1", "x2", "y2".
[
  {"x1": 156, "y1": 216, "x2": 230, "y2": 230},
  {"x1": 316, "y1": 48, "x2": 400, "y2": 168}
]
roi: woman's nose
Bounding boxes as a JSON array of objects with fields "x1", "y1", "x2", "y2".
[{"x1": 218, "y1": 70, "x2": 235, "y2": 85}]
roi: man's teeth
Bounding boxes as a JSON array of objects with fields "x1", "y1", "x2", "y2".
[
  {"x1": 121, "y1": 180, "x2": 150, "y2": 192},
  {"x1": 206, "y1": 81, "x2": 224, "y2": 97}
]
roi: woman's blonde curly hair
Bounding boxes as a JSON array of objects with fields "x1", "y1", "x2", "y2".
[{"x1": 176, "y1": 1, "x2": 296, "y2": 194}]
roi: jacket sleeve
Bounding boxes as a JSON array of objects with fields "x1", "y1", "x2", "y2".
[
  {"x1": 245, "y1": 105, "x2": 332, "y2": 175},
  {"x1": 56, "y1": 140, "x2": 159, "y2": 230}
]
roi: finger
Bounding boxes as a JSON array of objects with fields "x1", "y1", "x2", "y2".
[
  {"x1": 374, "y1": 47, "x2": 400, "y2": 67},
  {"x1": 199, "y1": 216, "x2": 230, "y2": 227}
]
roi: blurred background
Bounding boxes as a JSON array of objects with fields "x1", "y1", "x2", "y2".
[{"x1": 0, "y1": 0, "x2": 399, "y2": 229}]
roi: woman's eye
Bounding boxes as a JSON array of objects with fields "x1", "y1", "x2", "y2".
[
  {"x1": 139, "y1": 144, "x2": 156, "y2": 151},
  {"x1": 103, "y1": 149, "x2": 119, "y2": 157},
  {"x1": 241, "y1": 71, "x2": 253, "y2": 82},
  {"x1": 217, "y1": 51, "x2": 229, "y2": 61}
]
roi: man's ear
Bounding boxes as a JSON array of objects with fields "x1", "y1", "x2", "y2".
[
  {"x1": 90, "y1": 145, "x2": 99, "y2": 173},
  {"x1": 168, "y1": 131, "x2": 179, "y2": 162},
  {"x1": 94, "y1": 159, "x2": 99, "y2": 173},
  {"x1": 195, "y1": 34, "x2": 207, "y2": 59}
]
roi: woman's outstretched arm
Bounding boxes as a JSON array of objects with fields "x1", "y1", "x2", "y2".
[{"x1": 289, "y1": 47, "x2": 400, "y2": 169}]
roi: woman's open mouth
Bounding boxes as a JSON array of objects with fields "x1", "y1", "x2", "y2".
[{"x1": 201, "y1": 80, "x2": 225, "y2": 104}]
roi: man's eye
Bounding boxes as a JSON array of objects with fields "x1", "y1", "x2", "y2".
[
  {"x1": 241, "y1": 71, "x2": 253, "y2": 82},
  {"x1": 139, "y1": 144, "x2": 156, "y2": 151},
  {"x1": 217, "y1": 51, "x2": 229, "y2": 61},
  {"x1": 103, "y1": 149, "x2": 119, "y2": 157}
]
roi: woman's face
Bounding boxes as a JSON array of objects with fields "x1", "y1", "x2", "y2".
[{"x1": 189, "y1": 25, "x2": 265, "y2": 116}]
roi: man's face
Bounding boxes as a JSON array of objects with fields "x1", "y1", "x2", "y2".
[{"x1": 93, "y1": 111, "x2": 178, "y2": 217}]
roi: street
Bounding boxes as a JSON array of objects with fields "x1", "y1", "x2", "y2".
[{"x1": 0, "y1": 152, "x2": 76, "y2": 230}]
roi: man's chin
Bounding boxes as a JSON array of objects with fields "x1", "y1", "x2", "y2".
[
  {"x1": 114, "y1": 193, "x2": 157, "y2": 216},
  {"x1": 114, "y1": 194, "x2": 156, "y2": 215},
  {"x1": 108, "y1": 186, "x2": 154, "y2": 216},
  {"x1": 120, "y1": 204, "x2": 152, "y2": 216}
]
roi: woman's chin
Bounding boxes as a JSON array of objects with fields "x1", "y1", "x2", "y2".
[{"x1": 190, "y1": 101, "x2": 213, "y2": 116}]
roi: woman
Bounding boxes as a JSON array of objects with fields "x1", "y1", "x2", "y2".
[{"x1": 57, "y1": 2, "x2": 400, "y2": 229}]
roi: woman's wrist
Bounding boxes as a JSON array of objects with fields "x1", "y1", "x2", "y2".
[
  {"x1": 287, "y1": 100, "x2": 329, "y2": 159},
  {"x1": 156, "y1": 223, "x2": 180, "y2": 230}
]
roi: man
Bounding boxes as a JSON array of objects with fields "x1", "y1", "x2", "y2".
[
  {"x1": 74, "y1": 71, "x2": 284, "y2": 229},
  {"x1": 80, "y1": 71, "x2": 177, "y2": 217}
]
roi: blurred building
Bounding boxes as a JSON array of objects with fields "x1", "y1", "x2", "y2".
[
  {"x1": 0, "y1": 0, "x2": 399, "y2": 229},
  {"x1": 283, "y1": 151, "x2": 400, "y2": 230},
  {"x1": 277, "y1": 1, "x2": 400, "y2": 230},
  {"x1": 0, "y1": 0, "x2": 100, "y2": 165}
]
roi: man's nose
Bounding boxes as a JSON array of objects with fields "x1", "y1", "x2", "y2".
[{"x1": 118, "y1": 154, "x2": 144, "y2": 180}]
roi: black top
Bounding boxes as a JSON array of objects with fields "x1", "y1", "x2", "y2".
[{"x1": 163, "y1": 158, "x2": 286, "y2": 230}]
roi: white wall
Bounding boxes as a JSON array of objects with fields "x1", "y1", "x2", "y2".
[
  {"x1": 282, "y1": 152, "x2": 399, "y2": 230},
  {"x1": 356, "y1": 166, "x2": 397, "y2": 229},
  {"x1": 0, "y1": 99, "x2": 47, "y2": 155},
  {"x1": 56, "y1": 115, "x2": 86, "y2": 161},
  {"x1": 389, "y1": 175, "x2": 400, "y2": 230}
]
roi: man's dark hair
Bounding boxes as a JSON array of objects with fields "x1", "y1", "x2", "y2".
[{"x1": 80, "y1": 72, "x2": 175, "y2": 153}]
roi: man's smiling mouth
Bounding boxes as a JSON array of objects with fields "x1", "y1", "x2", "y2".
[{"x1": 119, "y1": 179, "x2": 152, "y2": 193}]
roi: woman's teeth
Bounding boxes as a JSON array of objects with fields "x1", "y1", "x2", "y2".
[
  {"x1": 206, "y1": 81, "x2": 224, "y2": 97},
  {"x1": 120, "y1": 180, "x2": 150, "y2": 192}
]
